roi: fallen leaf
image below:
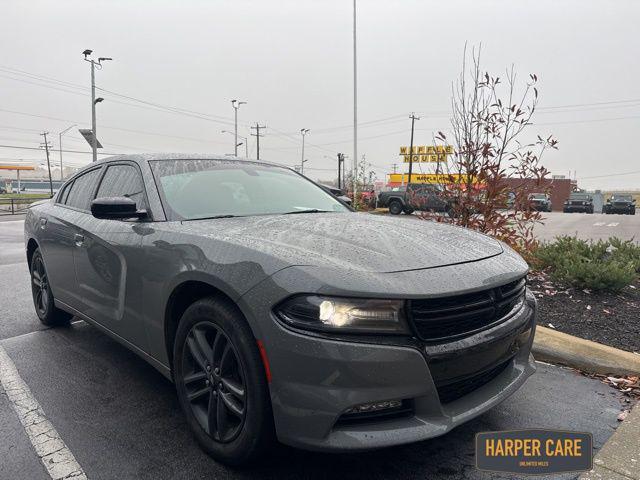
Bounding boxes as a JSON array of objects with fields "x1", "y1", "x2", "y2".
[{"x1": 617, "y1": 410, "x2": 629, "y2": 422}]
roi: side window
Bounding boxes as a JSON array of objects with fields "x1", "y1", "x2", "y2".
[
  {"x1": 57, "y1": 181, "x2": 73, "y2": 204},
  {"x1": 66, "y1": 169, "x2": 102, "y2": 211},
  {"x1": 96, "y1": 164, "x2": 147, "y2": 209}
]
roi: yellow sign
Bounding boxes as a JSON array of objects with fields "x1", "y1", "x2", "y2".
[
  {"x1": 399, "y1": 145, "x2": 454, "y2": 155},
  {"x1": 388, "y1": 173, "x2": 479, "y2": 184},
  {"x1": 402, "y1": 154, "x2": 447, "y2": 163}
]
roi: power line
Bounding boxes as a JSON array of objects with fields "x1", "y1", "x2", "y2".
[{"x1": 0, "y1": 143, "x2": 121, "y2": 155}]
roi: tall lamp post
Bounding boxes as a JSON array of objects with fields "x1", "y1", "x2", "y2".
[
  {"x1": 300, "y1": 128, "x2": 310, "y2": 175},
  {"x1": 231, "y1": 99, "x2": 247, "y2": 156},
  {"x1": 221, "y1": 130, "x2": 248, "y2": 158},
  {"x1": 83, "y1": 49, "x2": 111, "y2": 162},
  {"x1": 58, "y1": 124, "x2": 76, "y2": 180}
]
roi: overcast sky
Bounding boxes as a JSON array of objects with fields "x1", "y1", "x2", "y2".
[{"x1": 1, "y1": 0, "x2": 638, "y2": 190}]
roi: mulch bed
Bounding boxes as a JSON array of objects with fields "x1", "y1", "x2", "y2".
[{"x1": 529, "y1": 272, "x2": 640, "y2": 354}]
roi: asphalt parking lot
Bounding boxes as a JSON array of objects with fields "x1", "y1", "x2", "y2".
[
  {"x1": 0, "y1": 217, "x2": 629, "y2": 480},
  {"x1": 534, "y1": 211, "x2": 640, "y2": 242}
]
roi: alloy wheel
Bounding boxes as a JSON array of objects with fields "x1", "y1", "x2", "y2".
[
  {"x1": 31, "y1": 256, "x2": 49, "y2": 316},
  {"x1": 181, "y1": 322, "x2": 247, "y2": 443}
]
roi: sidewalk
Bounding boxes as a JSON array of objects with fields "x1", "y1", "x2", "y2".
[{"x1": 581, "y1": 402, "x2": 640, "y2": 480}]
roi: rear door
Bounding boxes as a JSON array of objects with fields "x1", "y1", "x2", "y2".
[
  {"x1": 38, "y1": 168, "x2": 103, "y2": 309},
  {"x1": 72, "y1": 162, "x2": 149, "y2": 349}
]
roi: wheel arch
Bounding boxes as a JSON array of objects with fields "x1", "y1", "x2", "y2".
[
  {"x1": 26, "y1": 237, "x2": 40, "y2": 269},
  {"x1": 163, "y1": 278, "x2": 253, "y2": 374}
]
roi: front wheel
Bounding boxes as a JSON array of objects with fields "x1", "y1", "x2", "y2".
[
  {"x1": 30, "y1": 248, "x2": 72, "y2": 326},
  {"x1": 173, "y1": 296, "x2": 275, "y2": 465},
  {"x1": 388, "y1": 200, "x2": 403, "y2": 215}
]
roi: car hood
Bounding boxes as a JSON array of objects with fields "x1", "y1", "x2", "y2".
[{"x1": 173, "y1": 213, "x2": 503, "y2": 273}]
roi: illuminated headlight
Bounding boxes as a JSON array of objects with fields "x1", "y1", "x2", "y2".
[{"x1": 275, "y1": 295, "x2": 409, "y2": 334}]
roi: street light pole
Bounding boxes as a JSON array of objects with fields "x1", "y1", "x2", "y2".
[
  {"x1": 83, "y1": 50, "x2": 111, "y2": 162},
  {"x1": 353, "y1": 0, "x2": 358, "y2": 199},
  {"x1": 231, "y1": 99, "x2": 247, "y2": 156},
  {"x1": 58, "y1": 124, "x2": 76, "y2": 180},
  {"x1": 221, "y1": 130, "x2": 248, "y2": 158},
  {"x1": 300, "y1": 128, "x2": 310, "y2": 175}
]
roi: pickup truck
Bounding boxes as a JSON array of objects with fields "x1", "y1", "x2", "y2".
[{"x1": 378, "y1": 184, "x2": 454, "y2": 215}]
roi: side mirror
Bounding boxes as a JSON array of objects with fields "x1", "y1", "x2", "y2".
[
  {"x1": 91, "y1": 196, "x2": 147, "y2": 220},
  {"x1": 337, "y1": 195, "x2": 352, "y2": 205}
]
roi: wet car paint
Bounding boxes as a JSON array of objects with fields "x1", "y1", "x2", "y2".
[{"x1": 24, "y1": 154, "x2": 536, "y2": 452}]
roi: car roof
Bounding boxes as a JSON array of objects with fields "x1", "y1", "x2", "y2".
[{"x1": 74, "y1": 153, "x2": 292, "y2": 174}]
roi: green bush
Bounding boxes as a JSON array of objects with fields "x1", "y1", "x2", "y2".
[{"x1": 533, "y1": 236, "x2": 640, "y2": 292}]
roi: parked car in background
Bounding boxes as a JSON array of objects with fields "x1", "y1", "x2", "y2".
[
  {"x1": 603, "y1": 194, "x2": 636, "y2": 215},
  {"x1": 378, "y1": 183, "x2": 455, "y2": 215},
  {"x1": 563, "y1": 192, "x2": 594, "y2": 214},
  {"x1": 24, "y1": 154, "x2": 536, "y2": 465},
  {"x1": 528, "y1": 193, "x2": 552, "y2": 212}
]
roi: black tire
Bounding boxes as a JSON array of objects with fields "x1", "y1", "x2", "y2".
[
  {"x1": 30, "y1": 248, "x2": 72, "y2": 326},
  {"x1": 173, "y1": 296, "x2": 275, "y2": 466},
  {"x1": 388, "y1": 200, "x2": 403, "y2": 215}
]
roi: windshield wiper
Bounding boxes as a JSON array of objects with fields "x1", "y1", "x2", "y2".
[
  {"x1": 283, "y1": 209, "x2": 332, "y2": 215},
  {"x1": 185, "y1": 214, "x2": 239, "y2": 221}
]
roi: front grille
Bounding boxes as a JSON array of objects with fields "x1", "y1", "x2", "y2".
[
  {"x1": 435, "y1": 359, "x2": 511, "y2": 404},
  {"x1": 409, "y1": 277, "x2": 526, "y2": 342}
]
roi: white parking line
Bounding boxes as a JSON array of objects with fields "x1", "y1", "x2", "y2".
[
  {"x1": 593, "y1": 222, "x2": 606, "y2": 226},
  {"x1": 606, "y1": 222, "x2": 619, "y2": 227},
  {"x1": 0, "y1": 346, "x2": 87, "y2": 480}
]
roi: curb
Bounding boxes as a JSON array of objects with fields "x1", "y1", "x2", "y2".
[
  {"x1": 580, "y1": 401, "x2": 640, "y2": 479},
  {"x1": 533, "y1": 326, "x2": 640, "y2": 376}
]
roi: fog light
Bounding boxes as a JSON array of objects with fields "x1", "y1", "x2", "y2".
[{"x1": 343, "y1": 399, "x2": 402, "y2": 415}]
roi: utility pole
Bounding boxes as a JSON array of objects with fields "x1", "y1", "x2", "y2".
[
  {"x1": 231, "y1": 99, "x2": 247, "y2": 156},
  {"x1": 58, "y1": 124, "x2": 76, "y2": 180},
  {"x1": 407, "y1": 113, "x2": 420, "y2": 185},
  {"x1": 250, "y1": 123, "x2": 266, "y2": 160},
  {"x1": 337, "y1": 153, "x2": 345, "y2": 189},
  {"x1": 300, "y1": 128, "x2": 310, "y2": 175},
  {"x1": 353, "y1": 0, "x2": 358, "y2": 199},
  {"x1": 40, "y1": 132, "x2": 54, "y2": 196},
  {"x1": 83, "y1": 50, "x2": 111, "y2": 162},
  {"x1": 392, "y1": 163, "x2": 398, "y2": 174}
]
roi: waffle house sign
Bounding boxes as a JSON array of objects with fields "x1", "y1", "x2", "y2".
[{"x1": 400, "y1": 145, "x2": 454, "y2": 163}]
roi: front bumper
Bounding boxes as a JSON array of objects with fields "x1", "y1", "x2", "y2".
[{"x1": 244, "y1": 287, "x2": 537, "y2": 452}]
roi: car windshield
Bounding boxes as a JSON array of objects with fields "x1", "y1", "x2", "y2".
[
  {"x1": 570, "y1": 194, "x2": 590, "y2": 200},
  {"x1": 149, "y1": 159, "x2": 350, "y2": 221},
  {"x1": 611, "y1": 195, "x2": 632, "y2": 201},
  {"x1": 529, "y1": 194, "x2": 546, "y2": 200}
]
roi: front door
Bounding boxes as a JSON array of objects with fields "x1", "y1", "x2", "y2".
[{"x1": 72, "y1": 163, "x2": 149, "y2": 350}]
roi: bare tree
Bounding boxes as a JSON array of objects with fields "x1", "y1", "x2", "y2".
[{"x1": 421, "y1": 45, "x2": 558, "y2": 256}]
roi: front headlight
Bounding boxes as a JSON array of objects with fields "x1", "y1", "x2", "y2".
[{"x1": 275, "y1": 295, "x2": 409, "y2": 334}]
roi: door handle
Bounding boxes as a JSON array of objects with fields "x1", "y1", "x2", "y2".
[
  {"x1": 74, "y1": 234, "x2": 85, "y2": 247},
  {"x1": 39, "y1": 218, "x2": 47, "y2": 230}
]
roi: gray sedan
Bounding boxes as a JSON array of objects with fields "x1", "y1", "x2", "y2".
[{"x1": 24, "y1": 154, "x2": 536, "y2": 465}]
